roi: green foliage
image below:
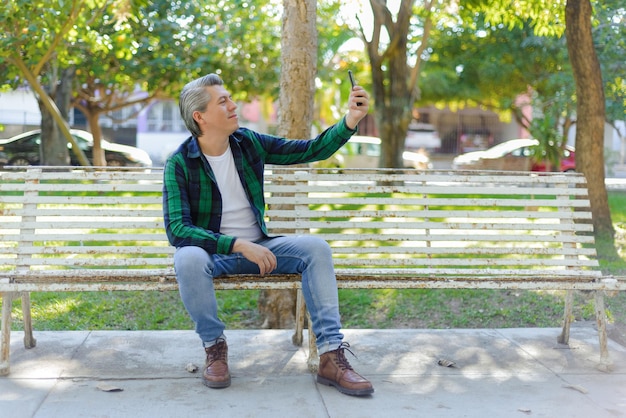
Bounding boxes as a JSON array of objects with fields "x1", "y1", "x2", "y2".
[
  {"x1": 421, "y1": 13, "x2": 575, "y2": 129},
  {"x1": 528, "y1": 112, "x2": 562, "y2": 170},
  {"x1": 423, "y1": 1, "x2": 623, "y2": 140},
  {"x1": 593, "y1": 1, "x2": 626, "y2": 124},
  {"x1": 0, "y1": 0, "x2": 358, "y2": 124},
  {"x1": 0, "y1": 0, "x2": 85, "y2": 84},
  {"x1": 460, "y1": 0, "x2": 567, "y2": 37}
]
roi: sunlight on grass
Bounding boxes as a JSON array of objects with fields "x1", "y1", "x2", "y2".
[{"x1": 31, "y1": 297, "x2": 82, "y2": 320}]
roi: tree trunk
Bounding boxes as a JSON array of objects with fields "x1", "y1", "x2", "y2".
[
  {"x1": 257, "y1": 0, "x2": 317, "y2": 329},
  {"x1": 87, "y1": 110, "x2": 107, "y2": 166},
  {"x1": 278, "y1": 1, "x2": 317, "y2": 137},
  {"x1": 38, "y1": 101, "x2": 65, "y2": 165},
  {"x1": 366, "y1": 0, "x2": 429, "y2": 168},
  {"x1": 565, "y1": 0, "x2": 618, "y2": 260},
  {"x1": 39, "y1": 67, "x2": 75, "y2": 166}
]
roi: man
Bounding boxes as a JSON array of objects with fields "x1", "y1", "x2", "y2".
[{"x1": 163, "y1": 73, "x2": 373, "y2": 396}]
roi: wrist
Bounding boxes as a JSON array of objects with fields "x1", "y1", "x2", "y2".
[{"x1": 344, "y1": 115, "x2": 358, "y2": 131}]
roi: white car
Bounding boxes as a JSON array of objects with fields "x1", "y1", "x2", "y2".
[
  {"x1": 0, "y1": 129, "x2": 153, "y2": 167},
  {"x1": 451, "y1": 138, "x2": 539, "y2": 170},
  {"x1": 404, "y1": 122, "x2": 441, "y2": 151},
  {"x1": 317, "y1": 135, "x2": 432, "y2": 170}
]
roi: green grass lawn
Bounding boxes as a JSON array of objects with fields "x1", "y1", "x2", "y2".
[{"x1": 4, "y1": 190, "x2": 626, "y2": 332}]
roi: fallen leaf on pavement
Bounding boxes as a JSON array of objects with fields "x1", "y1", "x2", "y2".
[
  {"x1": 437, "y1": 358, "x2": 457, "y2": 368},
  {"x1": 563, "y1": 384, "x2": 588, "y2": 394},
  {"x1": 96, "y1": 384, "x2": 123, "y2": 392},
  {"x1": 186, "y1": 362, "x2": 199, "y2": 373}
]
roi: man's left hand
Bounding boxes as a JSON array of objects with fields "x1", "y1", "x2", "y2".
[{"x1": 345, "y1": 86, "x2": 370, "y2": 130}]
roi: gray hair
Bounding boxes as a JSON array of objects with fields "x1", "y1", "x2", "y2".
[{"x1": 179, "y1": 73, "x2": 224, "y2": 138}]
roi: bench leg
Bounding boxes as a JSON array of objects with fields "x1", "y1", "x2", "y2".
[
  {"x1": 594, "y1": 291, "x2": 612, "y2": 372},
  {"x1": 1, "y1": 292, "x2": 14, "y2": 376},
  {"x1": 292, "y1": 289, "x2": 305, "y2": 346},
  {"x1": 21, "y1": 292, "x2": 37, "y2": 349},
  {"x1": 557, "y1": 290, "x2": 574, "y2": 345},
  {"x1": 290, "y1": 290, "x2": 319, "y2": 372},
  {"x1": 306, "y1": 312, "x2": 319, "y2": 373}
]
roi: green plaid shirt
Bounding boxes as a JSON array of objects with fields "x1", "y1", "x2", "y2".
[{"x1": 163, "y1": 117, "x2": 356, "y2": 254}]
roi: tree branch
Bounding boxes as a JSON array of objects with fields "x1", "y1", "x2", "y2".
[{"x1": 32, "y1": 0, "x2": 83, "y2": 75}]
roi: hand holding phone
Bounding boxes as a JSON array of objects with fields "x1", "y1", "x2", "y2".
[{"x1": 348, "y1": 70, "x2": 361, "y2": 106}]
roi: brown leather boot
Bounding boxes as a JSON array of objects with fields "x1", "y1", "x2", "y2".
[
  {"x1": 203, "y1": 338, "x2": 231, "y2": 388},
  {"x1": 316, "y1": 342, "x2": 374, "y2": 396}
]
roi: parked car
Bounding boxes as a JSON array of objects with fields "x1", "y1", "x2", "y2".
[
  {"x1": 315, "y1": 135, "x2": 432, "y2": 170},
  {"x1": 404, "y1": 122, "x2": 441, "y2": 151},
  {"x1": 531, "y1": 145, "x2": 576, "y2": 172},
  {"x1": 451, "y1": 138, "x2": 576, "y2": 172},
  {"x1": 0, "y1": 129, "x2": 152, "y2": 167}
]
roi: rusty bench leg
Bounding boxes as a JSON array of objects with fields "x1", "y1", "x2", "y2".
[
  {"x1": 557, "y1": 290, "x2": 574, "y2": 345},
  {"x1": 594, "y1": 291, "x2": 612, "y2": 372},
  {"x1": 291, "y1": 290, "x2": 319, "y2": 372},
  {"x1": 1, "y1": 292, "x2": 14, "y2": 376},
  {"x1": 292, "y1": 289, "x2": 305, "y2": 346},
  {"x1": 307, "y1": 311, "x2": 319, "y2": 373},
  {"x1": 21, "y1": 292, "x2": 37, "y2": 349}
]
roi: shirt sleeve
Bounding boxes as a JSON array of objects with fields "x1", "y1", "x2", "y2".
[{"x1": 258, "y1": 116, "x2": 357, "y2": 165}]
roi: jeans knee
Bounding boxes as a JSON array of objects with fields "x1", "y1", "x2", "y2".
[
  {"x1": 174, "y1": 246, "x2": 213, "y2": 279},
  {"x1": 301, "y1": 235, "x2": 332, "y2": 259}
]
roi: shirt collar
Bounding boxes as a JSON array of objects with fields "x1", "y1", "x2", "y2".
[
  {"x1": 186, "y1": 132, "x2": 243, "y2": 160},
  {"x1": 185, "y1": 136, "x2": 202, "y2": 159}
]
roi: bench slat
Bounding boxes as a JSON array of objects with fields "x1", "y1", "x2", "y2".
[
  {"x1": 7, "y1": 255, "x2": 598, "y2": 268},
  {"x1": 0, "y1": 266, "x2": 601, "y2": 280},
  {"x1": 0, "y1": 279, "x2": 615, "y2": 292},
  {"x1": 11, "y1": 220, "x2": 593, "y2": 233},
  {"x1": 3, "y1": 244, "x2": 594, "y2": 257},
  {"x1": 266, "y1": 209, "x2": 593, "y2": 220},
  {"x1": 2, "y1": 233, "x2": 596, "y2": 246},
  {"x1": 268, "y1": 183, "x2": 590, "y2": 196}
]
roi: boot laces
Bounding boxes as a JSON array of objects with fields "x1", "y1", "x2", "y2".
[
  {"x1": 333, "y1": 342, "x2": 357, "y2": 371},
  {"x1": 206, "y1": 338, "x2": 227, "y2": 364}
]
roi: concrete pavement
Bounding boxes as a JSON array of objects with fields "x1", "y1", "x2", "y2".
[{"x1": 1, "y1": 325, "x2": 625, "y2": 418}]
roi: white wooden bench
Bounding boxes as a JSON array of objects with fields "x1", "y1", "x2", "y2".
[{"x1": 1, "y1": 166, "x2": 623, "y2": 375}]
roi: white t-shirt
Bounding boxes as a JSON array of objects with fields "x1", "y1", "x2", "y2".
[{"x1": 204, "y1": 146, "x2": 263, "y2": 242}]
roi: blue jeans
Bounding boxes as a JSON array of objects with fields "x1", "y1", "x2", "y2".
[{"x1": 173, "y1": 235, "x2": 344, "y2": 355}]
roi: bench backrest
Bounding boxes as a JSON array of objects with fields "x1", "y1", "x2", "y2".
[{"x1": 0, "y1": 166, "x2": 601, "y2": 282}]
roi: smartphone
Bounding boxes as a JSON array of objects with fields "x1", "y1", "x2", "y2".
[
  {"x1": 348, "y1": 70, "x2": 361, "y2": 106},
  {"x1": 348, "y1": 70, "x2": 356, "y2": 88}
]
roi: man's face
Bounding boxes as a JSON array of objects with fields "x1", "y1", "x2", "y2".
[{"x1": 195, "y1": 85, "x2": 239, "y2": 136}]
